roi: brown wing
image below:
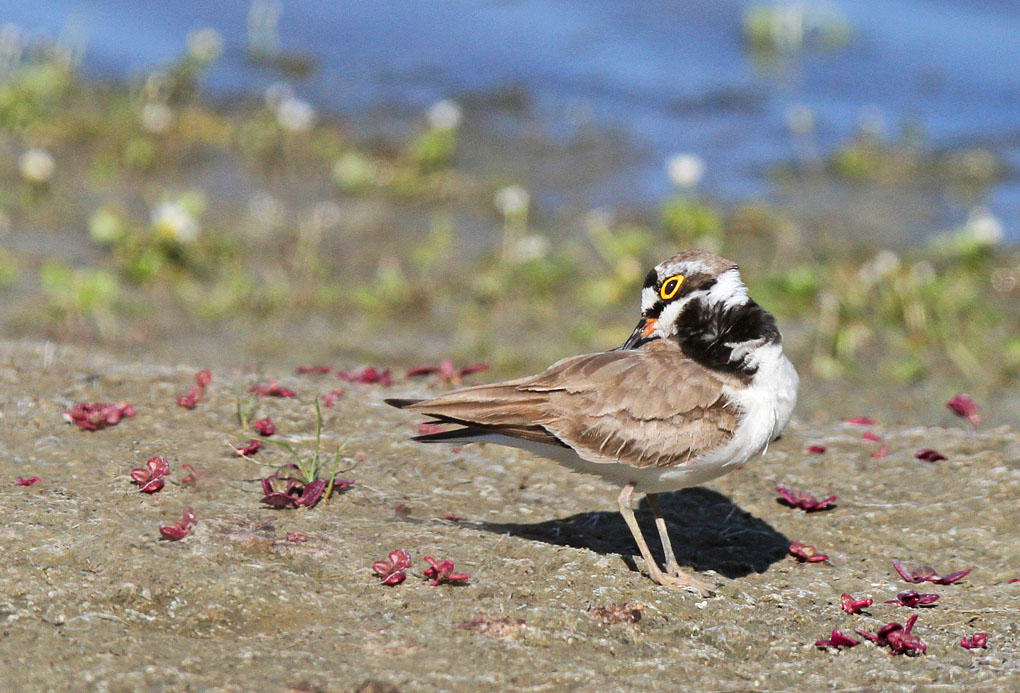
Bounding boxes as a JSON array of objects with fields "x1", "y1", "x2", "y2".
[{"x1": 394, "y1": 340, "x2": 739, "y2": 468}]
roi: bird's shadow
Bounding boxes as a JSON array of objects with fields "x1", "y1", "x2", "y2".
[{"x1": 476, "y1": 487, "x2": 789, "y2": 579}]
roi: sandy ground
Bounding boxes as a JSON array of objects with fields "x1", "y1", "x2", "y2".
[{"x1": 1, "y1": 338, "x2": 1018, "y2": 692}]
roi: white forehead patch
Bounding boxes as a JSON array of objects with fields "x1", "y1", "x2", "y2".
[{"x1": 640, "y1": 285, "x2": 659, "y2": 312}]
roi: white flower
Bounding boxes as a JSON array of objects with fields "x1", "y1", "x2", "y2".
[
  {"x1": 264, "y1": 82, "x2": 293, "y2": 109},
  {"x1": 19, "y1": 149, "x2": 55, "y2": 184},
  {"x1": 493, "y1": 185, "x2": 530, "y2": 217},
  {"x1": 151, "y1": 201, "x2": 199, "y2": 243},
  {"x1": 143, "y1": 71, "x2": 171, "y2": 102},
  {"x1": 139, "y1": 102, "x2": 173, "y2": 134},
  {"x1": 964, "y1": 207, "x2": 1003, "y2": 246},
  {"x1": 858, "y1": 250, "x2": 900, "y2": 283},
  {"x1": 332, "y1": 152, "x2": 374, "y2": 189},
  {"x1": 276, "y1": 96, "x2": 316, "y2": 132},
  {"x1": 187, "y1": 27, "x2": 223, "y2": 64},
  {"x1": 872, "y1": 250, "x2": 901, "y2": 278},
  {"x1": 785, "y1": 104, "x2": 814, "y2": 135},
  {"x1": 426, "y1": 99, "x2": 462, "y2": 131},
  {"x1": 665, "y1": 153, "x2": 705, "y2": 189},
  {"x1": 511, "y1": 234, "x2": 550, "y2": 261}
]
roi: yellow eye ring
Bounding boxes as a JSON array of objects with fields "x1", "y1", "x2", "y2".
[{"x1": 660, "y1": 274, "x2": 684, "y2": 300}]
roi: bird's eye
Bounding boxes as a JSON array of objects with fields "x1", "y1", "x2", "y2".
[{"x1": 659, "y1": 274, "x2": 684, "y2": 300}]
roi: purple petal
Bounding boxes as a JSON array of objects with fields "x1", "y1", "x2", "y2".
[
  {"x1": 892, "y1": 560, "x2": 918, "y2": 583},
  {"x1": 261, "y1": 492, "x2": 299, "y2": 508},
  {"x1": 934, "y1": 569, "x2": 971, "y2": 585}
]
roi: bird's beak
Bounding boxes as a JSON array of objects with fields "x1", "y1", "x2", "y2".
[{"x1": 622, "y1": 317, "x2": 658, "y2": 349}]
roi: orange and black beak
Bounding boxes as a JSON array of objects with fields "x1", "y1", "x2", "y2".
[{"x1": 622, "y1": 317, "x2": 658, "y2": 349}]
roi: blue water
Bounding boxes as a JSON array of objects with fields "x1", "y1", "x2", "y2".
[{"x1": 5, "y1": 0, "x2": 1019, "y2": 240}]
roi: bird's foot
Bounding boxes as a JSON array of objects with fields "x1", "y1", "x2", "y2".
[{"x1": 654, "y1": 564, "x2": 715, "y2": 597}]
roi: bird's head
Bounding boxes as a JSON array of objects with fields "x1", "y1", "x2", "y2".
[{"x1": 623, "y1": 250, "x2": 747, "y2": 349}]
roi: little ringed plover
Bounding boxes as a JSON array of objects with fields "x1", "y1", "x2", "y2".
[{"x1": 387, "y1": 249, "x2": 798, "y2": 595}]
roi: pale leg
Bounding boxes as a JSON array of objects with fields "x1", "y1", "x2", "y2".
[
  {"x1": 646, "y1": 493, "x2": 682, "y2": 576},
  {"x1": 617, "y1": 483, "x2": 713, "y2": 596}
]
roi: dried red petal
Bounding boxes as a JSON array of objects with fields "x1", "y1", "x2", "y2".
[
  {"x1": 131, "y1": 457, "x2": 169, "y2": 490},
  {"x1": 194, "y1": 369, "x2": 213, "y2": 388},
  {"x1": 181, "y1": 463, "x2": 200, "y2": 491},
  {"x1": 261, "y1": 491, "x2": 299, "y2": 509},
  {"x1": 789, "y1": 541, "x2": 828, "y2": 562},
  {"x1": 915, "y1": 448, "x2": 947, "y2": 462},
  {"x1": 65, "y1": 402, "x2": 136, "y2": 431},
  {"x1": 338, "y1": 367, "x2": 393, "y2": 386},
  {"x1": 159, "y1": 507, "x2": 196, "y2": 541},
  {"x1": 933, "y1": 569, "x2": 971, "y2": 585},
  {"x1": 249, "y1": 379, "x2": 296, "y2": 397},
  {"x1": 846, "y1": 416, "x2": 876, "y2": 425},
  {"x1": 854, "y1": 628, "x2": 881, "y2": 644},
  {"x1": 857, "y1": 615, "x2": 926, "y2": 654},
  {"x1": 373, "y1": 549, "x2": 412, "y2": 585},
  {"x1": 159, "y1": 525, "x2": 189, "y2": 541},
  {"x1": 16, "y1": 476, "x2": 41, "y2": 486},
  {"x1": 885, "y1": 589, "x2": 939, "y2": 607},
  {"x1": 776, "y1": 486, "x2": 837, "y2": 512},
  {"x1": 815, "y1": 629, "x2": 859, "y2": 649},
  {"x1": 840, "y1": 593, "x2": 873, "y2": 614},
  {"x1": 296, "y1": 479, "x2": 327, "y2": 507},
  {"x1": 862, "y1": 431, "x2": 882, "y2": 442},
  {"x1": 138, "y1": 478, "x2": 165, "y2": 493},
  {"x1": 807, "y1": 445, "x2": 827, "y2": 454},
  {"x1": 177, "y1": 387, "x2": 202, "y2": 409},
  {"x1": 946, "y1": 393, "x2": 980, "y2": 427},
  {"x1": 389, "y1": 549, "x2": 412, "y2": 572},
  {"x1": 893, "y1": 560, "x2": 970, "y2": 585},
  {"x1": 406, "y1": 364, "x2": 440, "y2": 377},
  {"x1": 897, "y1": 614, "x2": 926, "y2": 654},
  {"x1": 380, "y1": 571, "x2": 406, "y2": 585},
  {"x1": 458, "y1": 363, "x2": 490, "y2": 377},
  {"x1": 961, "y1": 632, "x2": 988, "y2": 650},
  {"x1": 286, "y1": 530, "x2": 308, "y2": 543},
  {"x1": 147, "y1": 457, "x2": 170, "y2": 478},
  {"x1": 320, "y1": 389, "x2": 345, "y2": 407},
  {"x1": 423, "y1": 555, "x2": 470, "y2": 585},
  {"x1": 296, "y1": 365, "x2": 332, "y2": 374},
  {"x1": 253, "y1": 417, "x2": 275, "y2": 436},
  {"x1": 870, "y1": 444, "x2": 889, "y2": 458},
  {"x1": 235, "y1": 439, "x2": 262, "y2": 457}
]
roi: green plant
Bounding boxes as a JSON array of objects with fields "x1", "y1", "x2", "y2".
[
  {"x1": 40, "y1": 262, "x2": 120, "y2": 337},
  {"x1": 661, "y1": 197, "x2": 723, "y2": 245},
  {"x1": 254, "y1": 399, "x2": 354, "y2": 500}
]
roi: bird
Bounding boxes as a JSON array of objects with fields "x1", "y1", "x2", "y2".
[{"x1": 386, "y1": 250, "x2": 798, "y2": 594}]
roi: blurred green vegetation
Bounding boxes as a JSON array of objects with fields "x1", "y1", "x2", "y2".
[{"x1": 0, "y1": 30, "x2": 1017, "y2": 404}]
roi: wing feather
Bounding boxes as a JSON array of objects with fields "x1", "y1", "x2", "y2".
[{"x1": 394, "y1": 340, "x2": 739, "y2": 468}]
